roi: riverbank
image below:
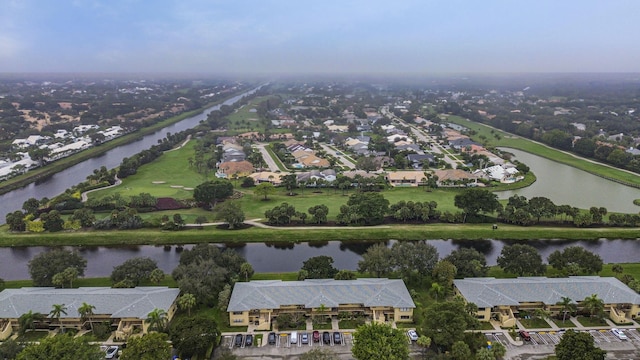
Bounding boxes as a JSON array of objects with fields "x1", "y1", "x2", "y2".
[
  {"x1": 0, "y1": 91, "x2": 245, "y2": 196},
  {"x1": 0, "y1": 223, "x2": 639, "y2": 247}
]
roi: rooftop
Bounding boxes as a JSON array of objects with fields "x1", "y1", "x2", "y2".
[
  {"x1": 228, "y1": 279, "x2": 415, "y2": 312},
  {"x1": 0, "y1": 287, "x2": 180, "y2": 319},
  {"x1": 454, "y1": 277, "x2": 640, "y2": 308}
]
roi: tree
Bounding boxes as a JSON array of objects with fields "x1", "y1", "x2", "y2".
[
  {"x1": 254, "y1": 182, "x2": 276, "y2": 200},
  {"x1": 149, "y1": 268, "x2": 165, "y2": 284},
  {"x1": 416, "y1": 335, "x2": 432, "y2": 359},
  {"x1": 357, "y1": 243, "x2": 393, "y2": 277},
  {"x1": 557, "y1": 296, "x2": 576, "y2": 323},
  {"x1": 172, "y1": 244, "x2": 245, "y2": 305},
  {"x1": 581, "y1": 294, "x2": 604, "y2": 318},
  {"x1": 338, "y1": 192, "x2": 389, "y2": 225},
  {"x1": 193, "y1": 179, "x2": 234, "y2": 208},
  {"x1": 28, "y1": 249, "x2": 87, "y2": 286},
  {"x1": 52, "y1": 267, "x2": 79, "y2": 288},
  {"x1": 264, "y1": 202, "x2": 297, "y2": 224},
  {"x1": 555, "y1": 329, "x2": 606, "y2": 360},
  {"x1": 240, "y1": 262, "x2": 254, "y2": 281},
  {"x1": 145, "y1": 308, "x2": 168, "y2": 332},
  {"x1": 120, "y1": 332, "x2": 171, "y2": 360},
  {"x1": 528, "y1": 196, "x2": 556, "y2": 223},
  {"x1": 351, "y1": 322, "x2": 409, "y2": 360},
  {"x1": 391, "y1": 241, "x2": 439, "y2": 280},
  {"x1": 302, "y1": 256, "x2": 338, "y2": 279},
  {"x1": 308, "y1": 204, "x2": 329, "y2": 224},
  {"x1": 49, "y1": 303, "x2": 67, "y2": 330},
  {"x1": 169, "y1": 317, "x2": 219, "y2": 358},
  {"x1": 454, "y1": 188, "x2": 502, "y2": 222},
  {"x1": 451, "y1": 340, "x2": 472, "y2": 360},
  {"x1": 6, "y1": 210, "x2": 26, "y2": 232},
  {"x1": 0, "y1": 339, "x2": 23, "y2": 360},
  {"x1": 334, "y1": 270, "x2": 357, "y2": 280},
  {"x1": 16, "y1": 334, "x2": 103, "y2": 360},
  {"x1": 217, "y1": 284, "x2": 232, "y2": 311},
  {"x1": 612, "y1": 264, "x2": 624, "y2": 274},
  {"x1": 110, "y1": 257, "x2": 158, "y2": 286},
  {"x1": 421, "y1": 299, "x2": 479, "y2": 350},
  {"x1": 213, "y1": 201, "x2": 245, "y2": 229},
  {"x1": 444, "y1": 248, "x2": 488, "y2": 278},
  {"x1": 281, "y1": 173, "x2": 298, "y2": 195},
  {"x1": 300, "y1": 348, "x2": 340, "y2": 360},
  {"x1": 430, "y1": 282, "x2": 444, "y2": 301},
  {"x1": 547, "y1": 246, "x2": 603, "y2": 275},
  {"x1": 41, "y1": 210, "x2": 64, "y2": 232},
  {"x1": 497, "y1": 244, "x2": 546, "y2": 276},
  {"x1": 18, "y1": 310, "x2": 45, "y2": 335},
  {"x1": 71, "y1": 208, "x2": 95, "y2": 228},
  {"x1": 177, "y1": 293, "x2": 196, "y2": 317},
  {"x1": 432, "y1": 260, "x2": 457, "y2": 289},
  {"x1": 22, "y1": 197, "x2": 40, "y2": 216},
  {"x1": 78, "y1": 302, "x2": 96, "y2": 332}
]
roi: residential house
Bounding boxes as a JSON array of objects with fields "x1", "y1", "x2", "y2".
[
  {"x1": 227, "y1": 279, "x2": 415, "y2": 330},
  {"x1": 407, "y1": 154, "x2": 435, "y2": 169},
  {"x1": 432, "y1": 169, "x2": 479, "y2": 187},
  {"x1": 218, "y1": 160, "x2": 254, "y2": 178},
  {"x1": 249, "y1": 171, "x2": 283, "y2": 185},
  {"x1": 386, "y1": 171, "x2": 427, "y2": 187},
  {"x1": 0, "y1": 287, "x2": 179, "y2": 341},
  {"x1": 454, "y1": 277, "x2": 640, "y2": 327}
]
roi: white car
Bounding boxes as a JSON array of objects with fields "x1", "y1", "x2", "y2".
[
  {"x1": 611, "y1": 328, "x2": 628, "y2": 340},
  {"x1": 407, "y1": 329, "x2": 419, "y2": 341},
  {"x1": 105, "y1": 345, "x2": 119, "y2": 359}
]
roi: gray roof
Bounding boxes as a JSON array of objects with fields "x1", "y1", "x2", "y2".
[
  {"x1": 0, "y1": 287, "x2": 180, "y2": 319},
  {"x1": 228, "y1": 279, "x2": 415, "y2": 312},
  {"x1": 454, "y1": 277, "x2": 640, "y2": 309}
]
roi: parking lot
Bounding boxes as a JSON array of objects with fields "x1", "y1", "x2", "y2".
[
  {"x1": 513, "y1": 327, "x2": 640, "y2": 347},
  {"x1": 222, "y1": 331, "x2": 355, "y2": 350}
]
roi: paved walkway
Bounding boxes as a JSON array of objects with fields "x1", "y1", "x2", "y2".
[{"x1": 185, "y1": 219, "x2": 391, "y2": 230}]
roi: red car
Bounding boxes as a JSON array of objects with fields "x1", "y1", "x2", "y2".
[{"x1": 312, "y1": 330, "x2": 320, "y2": 342}]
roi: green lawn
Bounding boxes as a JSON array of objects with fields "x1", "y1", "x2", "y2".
[
  {"x1": 15, "y1": 330, "x2": 49, "y2": 342},
  {"x1": 549, "y1": 318, "x2": 577, "y2": 328},
  {"x1": 575, "y1": 316, "x2": 608, "y2": 327},
  {"x1": 225, "y1": 96, "x2": 275, "y2": 133},
  {"x1": 519, "y1": 318, "x2": 551, "y2": 329}
]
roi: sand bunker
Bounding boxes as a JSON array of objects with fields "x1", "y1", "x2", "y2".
[{"x1": 152, "y1": 181, "x2": 166, "y2": 184}]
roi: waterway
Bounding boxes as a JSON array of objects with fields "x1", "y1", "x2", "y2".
[
  {"x1": 0, "y1": 238, "x2": 638, "y2": 281},
  {"x1": 498, "y1": 148, "x2": 640, "y2": 213},
  {"x1": 0, "y1": 87, "x2": 262, "y2": 223}
]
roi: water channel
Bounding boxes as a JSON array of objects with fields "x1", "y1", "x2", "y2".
[
  {"x1": 0, "y1": 87, "x2": 262, "y2": 223},
  {"x1": 498, "y1": 148, "x2": 640, "y2": 213},
  {"x1": 0, "y1": 238, "x2": 638, "y2": 281}
]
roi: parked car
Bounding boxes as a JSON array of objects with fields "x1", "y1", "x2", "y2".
[
  {"x1": 105, "y1": 346, "x2": 119, "y2": 359},
  {"x1": 313, "y1": 330, "x2": 320, "y2": 342},
  {"x1": 612, "y1": 328, "x2": 628, "y2": 340},
  {"x1": 323, "y1": 331, "x2": 331, "y2": 344},
  {"x1": 268, "y1": 332, "x2": 276, "y2": 345},
  {"x1": 235, "y1": 334, "x2": 243, "y2": 347},
  {"x1": 518, "y1": 330, "x2": 531, "y2": 341},
  {"x1": 407, "y1": 329, "x2": 419, "y2": 341},
  {"x1": 333, "y1": 332, "x2": 342, "y2": 344},
  {"x1": 301, "y1": 332, "x2": 309, "y2": 344},
  {"x1": 290, "y1": 331, "x2": 298, "y2": 344},
  {"x1": 245, "y1": 334, "x2": 253, "y2": 346}
]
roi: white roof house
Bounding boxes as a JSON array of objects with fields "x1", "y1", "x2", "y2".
[
  {"x1": 228, "y1": 279, "x2": 415, "y2": 312},
  {"x1": 0, "y1": 287, "x2": 180, "y2": 320}
]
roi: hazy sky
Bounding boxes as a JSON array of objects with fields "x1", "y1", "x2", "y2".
[{"x1": 1, "y1": 0, "x2": 639, "y2": 74}]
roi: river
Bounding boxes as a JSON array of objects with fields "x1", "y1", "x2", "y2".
[
  {"x1": 498, "y1": 148, "x2": 640, "y2": 213},
  {"x1": 0, "y1": 86, "x2": 262, "y2": 223},
  {"x1": 0, "y1": 238, "x2": 638, "y2": 281}
]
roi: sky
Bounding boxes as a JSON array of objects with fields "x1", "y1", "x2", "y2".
[{"x1": 1, "y1": 0, "x2": 639, "y2": 75}]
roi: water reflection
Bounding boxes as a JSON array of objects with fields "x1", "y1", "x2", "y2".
[{"x1": 1, "y1": 239, "x2": 639, "y2": 281}]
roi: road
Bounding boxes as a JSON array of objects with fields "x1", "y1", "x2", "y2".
[
  {"x1": 319, "y1": 143, "x2": 356, "y2": 169},
  {"x1": 380, "y1": 106, "x2": 465, "y2": 168},
  {"x1": 253, "y1": 143, "x2": 281, "y2": 172}
]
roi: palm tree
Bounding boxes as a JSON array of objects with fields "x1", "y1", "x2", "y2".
[
  {"x1": 417, "y1": 335, "x2": 431, "y2": 359},
  {"x1": 582, "y1": 294, "x2": 604, "y2": 318},
  {"x1": 240, "y1": 262, "x2": 254, "y2": 282},
  {"x1": 49, "y1": 304, "x2": 67, "y2": 332},
  {"x1": 18, "y1": 310, "x2": 44, "y2": 335},
  {"x1": 177, "y1": 293, "x2": 196, "y2": 317},
  {"x1": 556, "y1": 297, "x2": 576, "y2": 323},
  {"x1": 145, "y1": 308, "x2": 168, "y2": 332},
  {"x1": 78, "y1": 302, "x2": 96, "y2": 332},
  {"x1": 431, "y1": 283, "x2": 444, "y2": 302},
  {"x1": 316, "y1": 303, "x2": 327, "y2": 324}
]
